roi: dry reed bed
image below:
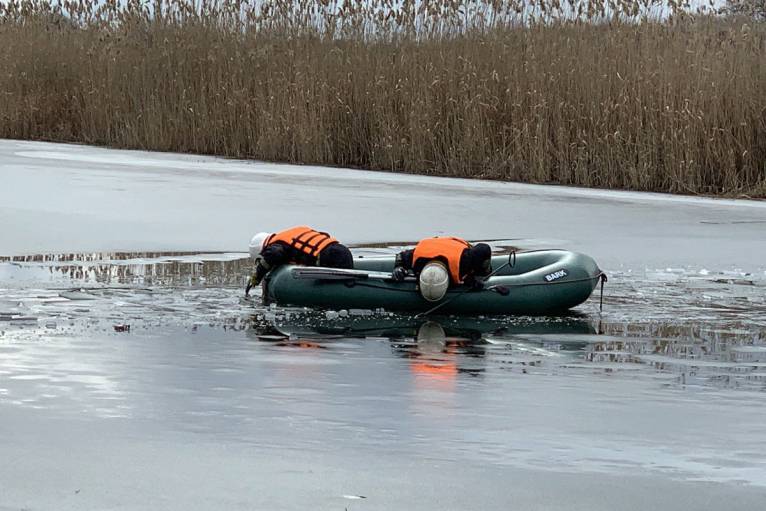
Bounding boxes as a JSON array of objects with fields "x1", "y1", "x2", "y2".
[{"x1": 1, "y1": 0, "x2": 765, "y2": 197}]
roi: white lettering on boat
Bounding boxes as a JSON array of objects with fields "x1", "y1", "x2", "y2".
[{"x1": 544, "y1": 269, "x2": 568, "y2": 282}]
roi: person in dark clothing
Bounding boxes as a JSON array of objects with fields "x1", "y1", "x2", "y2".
[
  {"x1": 245, "y1": 226, "x2": 353, "y2": 296},
  {"x1": 392, "y1": 237, "x2": 492, "y2": 289}
]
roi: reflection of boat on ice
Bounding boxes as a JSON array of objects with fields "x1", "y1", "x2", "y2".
[
  {"x1": 250, "y1": 313, "x2": 599, "y2": 380},
  {"x1": 264, "y1": 250, "x2": 604, "y2": 315},
  {"x1": 253, "y1": 310, "x2": 597, "y2": 347}
]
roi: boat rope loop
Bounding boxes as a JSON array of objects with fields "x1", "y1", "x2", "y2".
[{"x1": 599, "y1": 272, "x2": 608, "y2": 312}]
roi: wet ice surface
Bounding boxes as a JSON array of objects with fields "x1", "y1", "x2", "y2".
[
  {"x1": 2, "y1": 249, "x2": 766, "y2": 509},
  {"x1": 2, "y1": 140, "x2": 766, "y2": 509}
]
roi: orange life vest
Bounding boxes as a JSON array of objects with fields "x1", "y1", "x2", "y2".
[
  {"x1": 265, "y1": 226, "x2": 338, "y2": 259},
  {"x1": 411, "y1": 237, "x2": 471, "y2": 284}
]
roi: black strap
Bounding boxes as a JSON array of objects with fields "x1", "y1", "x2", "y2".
[{"x1": 291, "y1": 231, "x2": 331, "y2": 257}]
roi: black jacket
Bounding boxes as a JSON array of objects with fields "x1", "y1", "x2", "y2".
[
  {"x1": 251, "y1": 241, "x2": 352, "y2": 286},
  {"x1": 395, "y1": 245, "x2": 491, "y2": 285}
]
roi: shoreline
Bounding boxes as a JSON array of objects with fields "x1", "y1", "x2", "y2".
[{"x1": 8, "y1": 138, "x2": 766, "y2": 209}]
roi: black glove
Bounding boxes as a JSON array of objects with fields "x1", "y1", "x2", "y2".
[
  {"x1": 245, "y1": 273, "x2": 259, "y2": 297},
  {"x1": 470, "y1": 277, "x2": 486, "y2": 290},
  {"x1": 392, "y1": 266, "x2": 408, "y2": 282},
  {"x1": 245, "y1": 259, "x2": 271, "y2": 296}
]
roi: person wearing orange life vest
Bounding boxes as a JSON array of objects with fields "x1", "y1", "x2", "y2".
[
  {"x1": 392, "y1": 237, "x2": 493, "y2": 301},
  {"x1": 245, "y1": 226, "x2": 353, "y2": 296}
]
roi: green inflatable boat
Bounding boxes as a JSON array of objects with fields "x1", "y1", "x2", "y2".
[{"x1": 263, "y1": 249, "x2": 605, "y2": 316}]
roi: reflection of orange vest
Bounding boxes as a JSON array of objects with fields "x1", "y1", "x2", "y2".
[
  {"x1": 412, "y1": 237, "x2": 470, "y2": 284},
  {"x1": 266, "y1": 226, "x2": 338, "y2": 258}
]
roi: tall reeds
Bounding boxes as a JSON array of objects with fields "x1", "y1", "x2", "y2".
[{"x1": 1, "y1": 0, "x2": 764, "y2": 196}]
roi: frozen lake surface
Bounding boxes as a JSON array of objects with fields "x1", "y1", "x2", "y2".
[
  {"x1": 2, "y1": 140, "x2": 766, "y2": 510},
  {"x1": 3, "y1": 139, "x2": 766, "y2": 269}
]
